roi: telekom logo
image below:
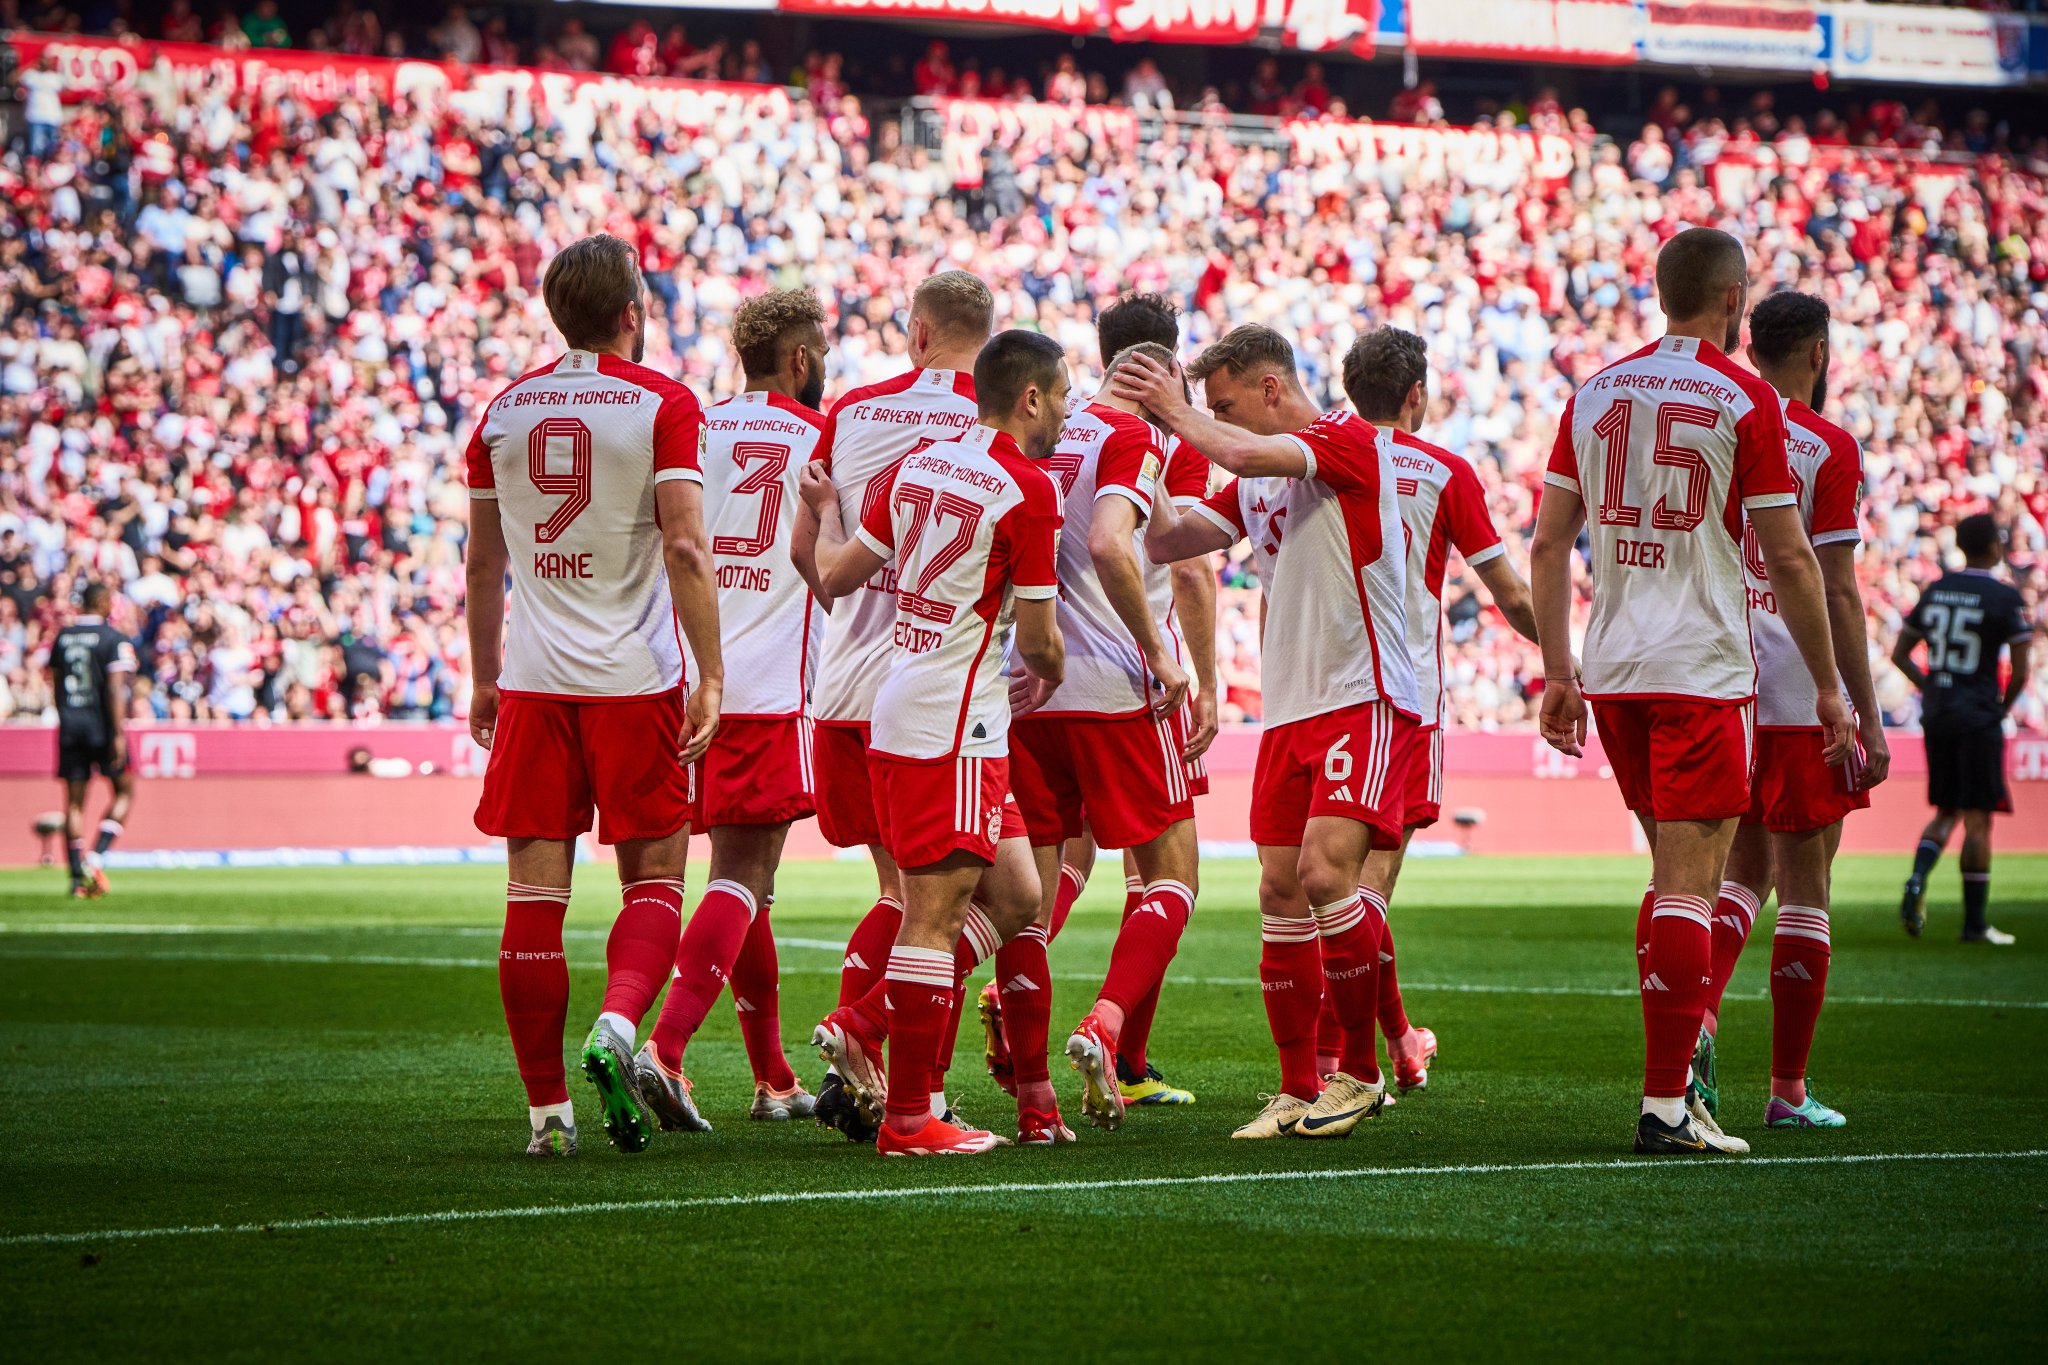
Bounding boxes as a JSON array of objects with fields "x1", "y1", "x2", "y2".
[
  {"x1": 138, "y1": 733, "x2": 197, "y2": 779},
  {"x1": 2012, "y1": 738, "x2": 2048, "y2": 783}
]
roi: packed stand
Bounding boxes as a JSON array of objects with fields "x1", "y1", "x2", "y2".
[{"x1": 0, "y1": 8, "x2": 2042, "y2": 729}]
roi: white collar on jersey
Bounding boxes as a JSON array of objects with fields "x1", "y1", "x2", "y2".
[
  {"x1": 560, "y1": 350, "x2": 599, "y2": 372},
  {"x1": 956, "y1": 424, "x2": 997, "y2": 450}
]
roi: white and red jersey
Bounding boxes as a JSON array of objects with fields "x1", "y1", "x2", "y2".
[
  {"x1": 1193, "y1": 411, "x2": 1416, "y2": 728},
  {"x1": 1196, "y1": 474, "x2": 1292, "y2": 593},
  {"x1": 856, "y1": 424, "x2": 1061, "y2": 762},
  {"x1": 813, "y1": 367, "x2": 980, "y2": 726},
  {"x1": 1544, "y1": 335, "x2": 1799, "y2": 703},
  {"x1": 464, "y1": 349, "x2": 704, "y2": 699},
  {"x1": 1036, "y1": 402, "x2": 1165, "y2": 718},
  {"x1": 1390, "y1": 431, "x2": 1506, "y2": 731},
  {"x1": 1148, "y1": 438, "x2": 1214, "y2": 670},
  {"x1": 693, "y1": 389, "x2": 826, "y2": 719},
  {"x1": 1747, "y1": 397, "x2": 1862, "y2": 730}
]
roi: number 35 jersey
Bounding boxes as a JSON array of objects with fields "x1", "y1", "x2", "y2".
[
  {"x1": 692, "y1": 389, "x2": 827, "y2": 719},
  {"x1": 1544, "y1": 335, "x2": 1797, "y2": 703},
  {"x1": 465, "y1": 349, "x2": 705, "y2": 699}
]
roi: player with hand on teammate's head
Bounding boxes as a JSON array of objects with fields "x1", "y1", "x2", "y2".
[
  {"x1": 791, "y1": 269, "x2": 991, "y2": 1142},
  {"x1": 1116, "y1": 325, "x2": 1420, "y2": 1141},
  {"x1": 1689, "y1": 290, "x2": 1888, "y2": 1133},
  {"x1": 463, "y1": 232, "x2": 722, "y2": 1158},
  {"x1": 1528, "y1": 227, "x2": 1851, "y2": 1157},
  {"x1": 1894, "y1": 513, "x2": 2033, "y2": 946},
  {"x1": 49, "y1": 581, "x2": 138, "y2": 900},
  {"x1": 798, "y1": 329, "x2": 1068, "y2": 1155},
  {"x1": 632, "y1": 289, "x2": 832, "y2": 1135}
]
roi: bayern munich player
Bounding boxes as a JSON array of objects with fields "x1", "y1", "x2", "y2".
[
  {"x1": 463, "y1": 234, "x2": 724, "y2": 1157},
  {"x1": 1529, "y1": 228, "x2": 1853, "y2": 1156},
  {"x1": 1693, "y1": 291, "x2": 1890, "y2": 1131},
  {"x1": 634, "y1": 290, "x2": 835, "y2": 1134},
  {"x1": 800, "y1": 330, "x2": 1069, "y2": 1155},
  {"x1": 1117, "y1": 326, "x2": 1421, "y2": 1142},
  {"x1": 791, "y1": 271, "x2": 992, "y2": 1141}
]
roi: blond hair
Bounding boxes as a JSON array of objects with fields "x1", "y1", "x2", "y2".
[{"x1": 911, "y1": 270, "x2": 995, "y2": 344}]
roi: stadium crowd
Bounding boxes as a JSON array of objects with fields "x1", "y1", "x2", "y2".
[{"x1": 0, "y1": 8, "x2": 2043, "y2": 731}]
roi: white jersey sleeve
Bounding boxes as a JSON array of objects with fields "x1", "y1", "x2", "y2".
[
  {"x1": 1748, "y1": 398, "x2": 1863, "y2": 730},
  {"x1": 1390, "y1": 431, "x2": 1507, "y2": 730}
]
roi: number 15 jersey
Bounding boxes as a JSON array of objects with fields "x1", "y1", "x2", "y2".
[
  {"x1": 1544, "y1": 335, "x2": 1797, "y2": 703},
  {"x1": 465, "y1": 349, "x2": 705, "y2": 699}
]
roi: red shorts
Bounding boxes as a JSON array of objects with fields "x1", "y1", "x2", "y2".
[
  {"x1": 1406, "y1": 727, "x2": 1446, "y2": 830},
  {"x1": 870, "y1": 752, "x2": 1027, "y2": 869},
  {"x1": 689, "y1": 716, "x2": 815, "y2": 829},
  {"x1": 1170, "y1": 699, "x2": 1211, "y2": 798},
  {"x1": 1744, "y1": 728, "x2": 1871, "y2": 833},
  {"x1": 1249, "y1": 699, "x2": 1415, "y2": 850},
  {"x1": 1592, "y1": 697, "x2": 1753, "y2": 823},
  {"x1": 1010, "y1": 712, "x2": 1195, "y2": 850},
  {"x1": 475, "y1": 690, "x2": 691, "y2": 845},
  {"x1": 812, "y1": 721, "x2": 880, "y2": 848}
]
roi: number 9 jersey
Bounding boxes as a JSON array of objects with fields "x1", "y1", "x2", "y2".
[{"x1": 464, "y1": 349, "x2": 706, "y2": 699}]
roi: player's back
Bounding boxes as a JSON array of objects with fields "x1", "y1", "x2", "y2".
[
  {"x1": 1910, "y1": 569, "x2": 2029, "y2": 732},
  {"x1": 1146, "y1": 437, "x2": 1214, "y2": 669},
  {"x1": 1546, "y1": 335, "x2": 1796, "y2": 701},
  {"x1": 51, "y1": 620, "x2": 130, "y2": 741},
  {"x1": 1390, "y1": 430, "x2": 1505, "y2": 729},
  {"x1": 465, "y1": 349, "x2": 705, "y2": 699},
  {"x1": 697, "y1": 389, "x2": 827, "y2": 718},
  {"x1": 1747, "y1": 399, "x2": 1862, "y2": 730},
  {"x1": 862, "y1": 425, "x2": 1060, "y2": 762},
  {"x1": 814, "y1": 367, "x2": 980, "y2": 725},
  {"x1": 1037, "y1": 402, "x2": 1165, "y2": 718}
]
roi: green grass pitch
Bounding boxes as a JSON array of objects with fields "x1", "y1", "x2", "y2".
[{"x1": 2, "y1": 853, "x2": 2043, "y2": 1360}]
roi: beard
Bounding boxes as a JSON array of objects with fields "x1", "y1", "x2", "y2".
[
  {"x1": 1809, "y1": 369, "x2": 1828, "y2": 410},
  {"x1": 631, "y1": 322, "x2": 646, "y2": 364},
  {"x1": 798, "y1": 367, "x2": 826, "y2": 411}
]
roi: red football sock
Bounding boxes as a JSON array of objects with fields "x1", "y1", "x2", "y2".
[
  {"x1": 601, "y1": 878, "x2": 686, "y2": 1027},
  {"x1": 995, "y1": 923, "x2": 1052, "y2": 1088},
  {"x1": 850, "y1": 972, "x2": 890, "y2": 1036},
  {"x1": 1096, "y1": 880, "x2": 1192, "y2": 1021},
  {"x1": 1261, "y1": 914, "x2": 1324, "y2": 1101},
  {"x1": 884, "y1": 946, "x2": 955, "y2": 1132},
  {"x1": 1769, "y1": 905, "x2": 1831, "y2": 1084},
  {"x1": 1363, "y1": 889, "x2": 1409, "y2": 1040},
  {"x1": 1315, "y1": 895, "x2": 1382, "y2": 1083},
  {"x1": 1314, "y1": 985, "x2": 1344, "y2": 1076},
  {"x1": 1635, "y1": 883, "x2": 1656, "y2": 963},
  {"x1": 932, "y1": 905, "x2": 1002, "y2": 1092},
  {"x1": 500, "y1": 884, "x2": 571, "y2": 1106},
  {"x1": 1642, "y1": 895, "x2": 1713, "y2": 1098},
  {"x1": 1706, "y1": 880, "x2": 1760, "y2": 1020},
  {"x1": 838, "y1": 895, "x2": 903, "y2": 1006},
  {"x1": 730, "y1": 895, "x2": 797, "y2": 1090},
  {"x1": 1122, "y1": 876, "x2": 1144, "y2": 915},
  {"x1": 646, "y1": 879, "x2": 753, "y2": 1069},
  {"x1": 1047, "y1": 863, "x2": 1087, "y2": 944}
]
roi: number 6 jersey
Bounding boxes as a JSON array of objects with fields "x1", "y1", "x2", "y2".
[{"x1": 464, "y1": 349, "x2": 706, "y2": 698}]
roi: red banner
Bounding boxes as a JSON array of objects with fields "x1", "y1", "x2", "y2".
[
  {"x1": 1104, "y1": 0, "x2": 1259, "y2": 44},
  {"x1": 775, "y1": 0, "x2": 1100, "y2": 32},
  {"x1": 1407, "y1": 0, "x2": 1638, "y2": 64}
]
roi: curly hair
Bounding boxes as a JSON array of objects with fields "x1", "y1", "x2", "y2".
[
  {"x1": 731, "y1": 288, "x2": 828, "y2": 380},
  {"x1": 1747, "y1": 290, "x2": 1829, "y2": 368}
]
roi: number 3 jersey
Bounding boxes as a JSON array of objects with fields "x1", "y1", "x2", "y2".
[
  {"x1": 1544, "y1": 335, "x2": 1798, "y2": 703},
  {"x1": 855, "y1": 424, "x2": 1062, "y2": 763},
  {"x1": 692, "y1": 389, "x2": 827, "y2": 719},
  {"x1": 464, "y1": 349, "x2": 706, "y2": 698},
  {"x1": 1746, "y1": 397, "x2": 1862, "y2": 731}
]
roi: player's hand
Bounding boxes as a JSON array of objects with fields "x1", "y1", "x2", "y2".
[
  {"x1": 681, "y1": 680, "x2": 721, "y2": 766},
  {"x1": 1181, "y1": 685, "x2": 1219, "y2": 763},
  {"x1": 797, "y1": 461, "x2": 835, "y2": 513},
  {"x1": 1816, "y1": 691, "x2": 1856, "y2": 768},
  {"x1": 1539, "y1": 677, "x2": 1585, "y2": 757},
  {"x1": 469, "y1": 682, "x2": 499, "y2": 750},
  {"x1": 1109, "y1": 352, "x2": 1189, "y2": 426},
  {"x1": 1855, "y1": 712, "x2": 1890, "y2": 790},
  {"x1": 1146, "y1": 652, "x2": 1190, "y2": 721},
  {"x1": 108, "y1": 733, "x2": 127, "y2": 769},
  {"x1": 1010, "y1": 672, "x2": 1055, "y2": 718}
]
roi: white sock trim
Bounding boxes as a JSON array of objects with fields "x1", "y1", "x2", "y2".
[
  {"x1": 507, "y1": 881, "x2": 572, "y2": 903},
  {"x1": 1774, "y1": 905, "x2": 1831, "y2": 946},
  {"x1": 705, "y1": 879, "x2": 760, "y2": 919},
  {"x1": 1142, "y1": 878, "x2": 1195, "y2": 907},
  {"x1": 1717, "y1": 880, "x2": 1761, "y2": 927},
  {"x1": 1312, "y1": 895, "x2": 1366, "y2": 938},
  {"x1": 885, "y1": 945, "x2": 954, "y2": 988},
  {"x1": 1651, "y1": 895, "x2": 1713, "y2": 930},
  {"x1": 529, "y1": 1100, "x2": 573, "y2": 1130},
  {"x1": 960, "y1": 905, "x2": 1001, "y2": 964},
  {"x1": 1260, "y1": 913, "x2": 1319, "y2": 944}
]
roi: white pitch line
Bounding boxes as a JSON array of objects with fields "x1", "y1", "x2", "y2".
[
  {"x1": 0, "y1": 943, "x2": 2042, "y2": 1012},
  {"x1": 3, "y1": 1147, "x2": 2041, "y2": 1251}
]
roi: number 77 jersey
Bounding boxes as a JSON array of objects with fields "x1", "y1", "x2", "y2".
[
  {"x1": 1544, "y1": 335, "x2": 1799, "y2": 703},
  {"x1": 464, "y1": 349, "x2": 705, "y2": 698}
]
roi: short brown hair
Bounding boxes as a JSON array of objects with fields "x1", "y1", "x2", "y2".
[
  {"x1": 974, "y1": 329, "x2": 1064, "y2": 417},
  {"x1": 1342, "y1": 327, "x2": 1428, "y2": 422},
  {"x1": 1105, "y1": 340, "x2": 1177, "y2": 377},
  {"x1": 542, "y1": 234, "x2": 642, "y2": 352},
  {"x1": 1187, "y1": 325, "x2": 1295, "y2": 384},
  {"x1": 1655, "y1": 226, "x2": 1747, "y2": 322},
  {"x1": 732, "y1": 288, "x2": 827, "y2": 380},
  {"x1": 1097, "y1": 293, "x2": 1180, "y2": 360},
  {"x1": 911, "y1": 270, "x2": 994, "y2": 344}
]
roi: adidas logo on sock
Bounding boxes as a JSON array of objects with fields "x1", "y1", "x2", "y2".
[
  {"x1": 1715, "y1": 914, "x2": 1747, "y2": 931},
  {"x1": 1642, "y1": 972, "x2": 1670, "y2": 992},
  {"x1": 843, "y1": 952, "x2": 869, "y2": 971},
  {"x1": 1001, "y1": 974, "x2": 1040, "y2": 994},
  {"x1": 1134, "y1": 902, "x2": 1171, "y2": 920},
  {"x1": 1377, "y1": 951, "x2": 1394, "y2": 964},
  {"x1": 735, "y1": 996, "x2": 755, "y2": 1012},
  {"x1": 1774, "y1": 961, "x2": 1814, "y2": 981}
]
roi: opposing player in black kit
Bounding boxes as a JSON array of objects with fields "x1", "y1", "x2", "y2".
[
  {"x1": 49, "y1": 584, "x2": 139, "y2": 898},
  {"x1": 1893, "y1": 514, "x2": 2034, "y2": 944}
]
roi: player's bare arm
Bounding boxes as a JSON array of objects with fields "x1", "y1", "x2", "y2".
[
  {"x1": 1815, "y1": 541, "x2": 1889, "y2": 788},
  {"x1": 1111, "y1": 354, "x2": 1308, "y2": 480},
  {"x1": 1088, "y1": 494, "x2": 1188, "y2": 719},
  {"x1": 1472, "y1": 554, "x2": 1543, "y2": 646},
  {"x1": 1143, "y1": 490, "x2": 1239, "y2": 564},
  {"x1": 789, "y1": 496, "x2": 835, "y2": 610},
  {"x1": 656, "y1": 477, "x2": 724, "y2": 765},
  {"x1": 1751, "y1": 503, "x2": 1853, "y2": 765},
  {"x1": 105, "y1": 667, "x2": 128, "y2": 771},
  {"x1": 1172, "y1": 553, "x2": 1220, "y2": 760},
  {"x1": 2004, "y1": 637, "x2": 2034, "y2": 717},
  {"x1": 1014, "y1": 594, "x2": 1065, "y2": 692},
  {"x1": 1528, "y1": 481, "x2": 1587, "y2": 757},
  {"x1": 463, "y1": 493, "x2": 510, "y2": 750},
  {"x1": 797, "y1": 461, "x2": 888, "y2": 598}
]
